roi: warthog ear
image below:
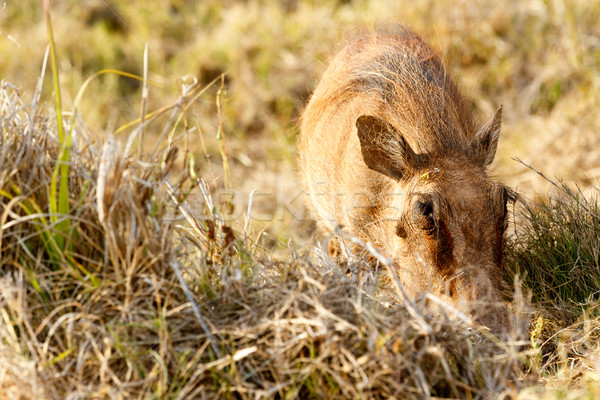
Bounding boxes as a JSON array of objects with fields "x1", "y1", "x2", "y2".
[
  {"x1": 471, "y1": 105, "x2": 502, "y2": 168},
  {"x1": 356, "y1": 115, "x2": 418, "y2": 180}
]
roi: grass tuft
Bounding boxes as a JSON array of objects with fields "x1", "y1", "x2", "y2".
[
  {"x1": 506, "y1": 167, "x2": 600, "y2": 320},
  {"x1": 0, "y1": 78, "x2": 526, "y2": 398}
]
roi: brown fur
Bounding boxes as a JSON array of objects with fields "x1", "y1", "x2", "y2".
[{"x1": 299, "y1": 25, "x2": 513, "y2": 336}]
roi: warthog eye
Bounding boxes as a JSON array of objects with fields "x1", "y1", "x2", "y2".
[{"x1": 411, "y1": 195, "x2": 437, "y2": 233}]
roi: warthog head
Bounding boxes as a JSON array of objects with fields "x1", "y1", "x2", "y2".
[{"x1": 356, "y1": 108, "x2": 515, "y2": 333}]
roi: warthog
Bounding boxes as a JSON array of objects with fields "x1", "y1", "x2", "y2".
[{"x1": 299, "y1": 25, "x2": 514, "y2": 335}]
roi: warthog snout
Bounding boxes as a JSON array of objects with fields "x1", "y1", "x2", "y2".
[{"x1": 299, "y1": 24, "x2": 516, "y2": 336}]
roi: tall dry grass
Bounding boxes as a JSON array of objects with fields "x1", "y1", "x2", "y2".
[
  {"x1": 2, "y1": 1, "x2": 600, "y2": 398},
  {"x1": 0, "y1": 80, "x2": 526, "y2": 398}
]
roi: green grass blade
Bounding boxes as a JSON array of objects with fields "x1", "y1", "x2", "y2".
[{"x1": 45, "y1": 0, "x2": 70, "y2": 253}]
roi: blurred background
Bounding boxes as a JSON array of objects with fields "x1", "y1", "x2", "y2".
[{"x1": 1, "y1": 0, "x2": 599, "y2": 248}]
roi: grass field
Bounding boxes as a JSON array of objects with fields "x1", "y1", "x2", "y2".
[{"x1": 1, "y1": 0, "x2": 600, "y2": 398}]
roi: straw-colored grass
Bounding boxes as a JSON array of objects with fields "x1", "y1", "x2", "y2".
[
  {"x1": 2, "y1": 0, "x2": 600, "y2": 398},
  {"x1": 0, "y1": 81, "x2": 526, "y2": 398}
]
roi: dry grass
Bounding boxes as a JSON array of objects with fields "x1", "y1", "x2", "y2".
[
  {"x1": 2, "y1": 1, "x2": 599, "y2": 196},
  {"x1": 0, "y1": 82, "x2": 526, "y2": 398},
  {"x1": 2, "y1": 1, "x2": 599, "y2": 253},
  {"x1": 503, "y1": 171, "x2": 600, "y2": 399},
  {"x1": 2, "y1": 0, "x2": 600, "y2": 398}
]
